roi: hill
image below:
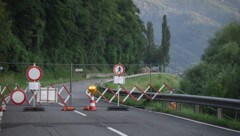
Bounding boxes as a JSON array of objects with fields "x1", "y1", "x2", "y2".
[{"x1": 133, "y1": 0, "x2": 240, "y2": 71}]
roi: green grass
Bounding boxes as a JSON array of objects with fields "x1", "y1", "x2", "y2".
[
  {"x1": 104, "y1": 73, "x2": 180, "y2": 92},
  {"x1": 146, "y1": 102, "x2": 240, "y2": 130}
]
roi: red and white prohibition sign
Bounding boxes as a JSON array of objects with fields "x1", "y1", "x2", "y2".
[
  {"x1": 113, "y1": 64, "x2": 125, "y2": 76},
  {"x1": 10, "y1": 89, "x2": 26, "y2": 105},
  {"x1": 26, "y1": 65, "x2": 43, "y2": 81}
]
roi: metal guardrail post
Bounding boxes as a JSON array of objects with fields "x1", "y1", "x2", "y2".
[
  {"x1": 217, "y1": 108, "x2": 222, "y2": 119},
  {"x1": 195, "y1": 105, "x2": 200, "y2": 113},
  {"x1": 177, "y1": 103, "x2": 181, "y2": 111}
]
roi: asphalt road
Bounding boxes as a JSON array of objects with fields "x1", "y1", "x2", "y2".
[{"x1": 0, "y1": 80, "x2": 240, "y2": 136}]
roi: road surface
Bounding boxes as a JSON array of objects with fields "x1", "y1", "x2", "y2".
[{"x1": 0, "y1": 80, "x2": 239, "y2": 136}]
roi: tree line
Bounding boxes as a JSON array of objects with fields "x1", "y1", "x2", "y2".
[
  {"x1": 181, "y1": 22, "x2": 240, "y2": 99},
  {"x1": 143, "y1": 15, "x2": 171, "y2": 72},
  {"x1": 0, "y1": 0, "x2": 147, "y2": 71},
  {"x1": 0, "y1": 0, "x2": 172, "y2": 73}
]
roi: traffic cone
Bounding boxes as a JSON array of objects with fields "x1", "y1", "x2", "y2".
[{"x1": 89, "y1": 94, "x2": 96, "y2": 111}]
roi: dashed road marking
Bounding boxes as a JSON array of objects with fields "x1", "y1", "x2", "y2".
[
  {"x1": 107, "y1": 127, "x2": 128, "y2": 136},
  {"x1": 73, "y1": 110, "x2": 87, "y2": 117},
  {"x1": 58, "y1": 103, "x2": 87, "y2": 117},
  {"x1": 130, "y1": 106, "x2": 240, "y2": 134}
]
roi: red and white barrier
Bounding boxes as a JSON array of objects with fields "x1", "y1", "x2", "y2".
[
  {"x1": 121, "y1": 86, "x2": 138, "y2": 102},
  {"x1": 87, "y1": 82, "x2": 175, "y2": 105},
  {"x1": 52, "y1": 84, "x2": 74, "y2": 111},
  {"x1": 136, "y1": 86, "x2": 151, "y2": 101},
  {"x1": 150, "y1": 84, "x2": 165, "y2": 100},
  {"x1": 123, "y1": 87, "x2": 136, "y2": 102},
  {"x1": 0, "y1": 84, "x2": 27, "y2": 111},
  {"x1": 108, "y1": 88, "x2": 124, "y2": 103}
]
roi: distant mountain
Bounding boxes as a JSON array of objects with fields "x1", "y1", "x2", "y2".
[{"x1": 133, "y1": 0, "x2": 240, "y2": 72}]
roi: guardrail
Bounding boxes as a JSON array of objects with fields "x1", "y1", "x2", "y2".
[
  {"x1": 99, "y1": 86, "x2": 240, "y2": 119},
  {"x1": 153, "y1": 94, "x2": 240, "y2": 110}
]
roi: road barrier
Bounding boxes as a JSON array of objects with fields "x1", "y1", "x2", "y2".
[
  {"x1": 86, "y1": 82, "x2": 174, "y2": 104},
  {"x1": 0, "y1": 84, "x2": 74, "y2": 111},
  {"x1": 95, "y1": 83, "x2": 240, "y2": 119},
  {"x1": 51, "y1": 84, "x2": 75, "y2": 111},
  {"x1": 0, "y1": 84, "x2": 19, "y2": 111}
]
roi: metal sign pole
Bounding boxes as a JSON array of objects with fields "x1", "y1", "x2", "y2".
[
  {"x1": 33, "y1": 90, "x2": 36, "y2": 108},
  {"x1": 107, "y1": 64, "x2": 128, "y2": 111},
  {"x1": 70, "y1": 63, "x2": 72, "y2": 107},
  {"x1": 118, "y1": 84, "x2": 120, "y2": 107}
]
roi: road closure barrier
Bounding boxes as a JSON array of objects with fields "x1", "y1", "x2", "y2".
[
  {"x1": 51, "y1": 84, "x2": 75, "y2": 111},
  {"x1": 85, "y1": 82, "x2": 174, "y2": 105},
  {"x1": 0, "y1": 84, "x2": 23, "y2": 111}
]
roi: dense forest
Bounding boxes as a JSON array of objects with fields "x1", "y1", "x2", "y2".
[
  {"x1": 181, "y1": 22, "x2": 240, "y2": 99},
  {"x1": 0, "y1": 0, "x2": 146, "y2": 71}
]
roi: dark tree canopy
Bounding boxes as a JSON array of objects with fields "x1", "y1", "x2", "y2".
[{"x1": 0, "y1": 0, "x2": 146, "y2": 71}]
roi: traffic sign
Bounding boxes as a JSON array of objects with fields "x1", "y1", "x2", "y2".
[
  {"x1": 26, "y1": 65, "x2": 43, "y2": 81},
  {"x1": 113, "y1": 76, "x2": 125, "y2": 84},
  {"x1": 113, "y1": 64, "x2": 125, "y2": 76},
  {"x1": 10, "y1": 89, "x2": 26, "y2": 105},
  {"x1": 29, "y1": 82, "x2": 40, "y2": 90}
]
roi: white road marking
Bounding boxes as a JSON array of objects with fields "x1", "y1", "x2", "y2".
[
  {"x1": 131, "y1": 106, "x2": 240, "y2": 134},
  {"x1": 58, "y1": 103, "x2": 64, "y2": 106},
  {"x1": 73, "y1": 110, "x2": 87, "y2": 117},
  {"x1": 107, "y1": 127, "x2": 128, "y2": 136},
  {"x1": 57, "y1": 103, "x2": 87, "y2": 117},
  {"x1": 158, "y1": 112, "x2": 240, "y2": 134}
]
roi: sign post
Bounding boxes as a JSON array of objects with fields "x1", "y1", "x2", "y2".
[
  {"x1": 107, "y1": 64, "x2": 128, "y2": 111},
  {"x1": 10, "y1": 89, "x2": 26, "y2": 105},
  {"x1": 24, "y1": 63, "x2": 45, "y2": 111}
]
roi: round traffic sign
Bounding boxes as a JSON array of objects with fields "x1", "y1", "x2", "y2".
[
  {"x1": 26, "y1": 65, "x2": 43, "y2": 81},
  {"x1": 10, "y1": 89, "x2": 26, "y2": 105},
  {"x1": 113, "y1": 64, "x2": 125, "y2": 76}
]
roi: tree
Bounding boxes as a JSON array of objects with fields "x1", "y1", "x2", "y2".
[
  {"x1": 144, "y1": 21, "x2": 156, "y2": 65},
  {"x1": 180, "y1": 22, "x2": 240, "y2": 99},
  {"x1": 0, "y1": 0, "x2": 29, "y2": 71},
  {"x1": 1, "y1": 0, "x2": 146, "y2": 72},
  {"x1": 160, "y1": 15, "x2": 171, "y2": 72}
]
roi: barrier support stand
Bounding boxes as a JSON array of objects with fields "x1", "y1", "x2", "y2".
[
  {"x1": 107, "y1": 85, "x2": 128, "y2": 111},
  {"x1": 23, "y1": 89, "x2": 45, "y2": 112}
]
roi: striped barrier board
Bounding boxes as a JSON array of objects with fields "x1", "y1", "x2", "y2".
[{"x1": 89, "y1": 82, "x2": 175, "y2": 105}]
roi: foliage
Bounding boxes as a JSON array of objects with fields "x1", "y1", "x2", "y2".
[
  {"x1": 143, "y1": 15, "x2": 171, "y2": 71},
  {"x1": 0, "y1": 0, "x2": 146, "y2": 71},
  {"x1": 104, "y1": 73, "x2": 180, "y2": 91},
  {"x1": 159, "y1": 15, "x2": 171, "y2": 72},
  {"x1": 181, "y1": 22, "x2": 240, "y2": 99},
  {"x1": 143, "y1": 21, "x2": 156, "y2": 64}
]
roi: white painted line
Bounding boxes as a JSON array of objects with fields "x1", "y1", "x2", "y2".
[
  {"x1": 73, "y1": 110, "x2": 87, "y2": 117},
  {"x1": 57, "y1": 103, "x2": 87, "y2": 117},
  {"x1": 130, "y1": 106, "x2": 240, "y2": 134},
  {"x1": 58, "y1": 103, "x2": 64, "y2": 106},
  {"x1": 107, "y1": 127, "x2": 128, "y2": 136},
  {"x1": 157, "y1": 112, "x2": 240, "y2": 134}
]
